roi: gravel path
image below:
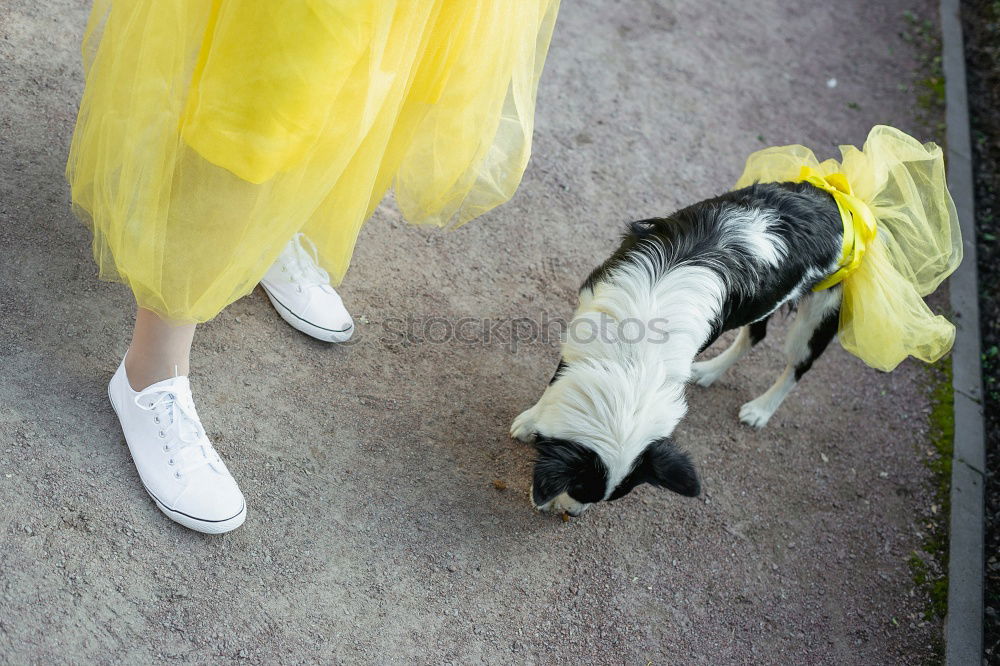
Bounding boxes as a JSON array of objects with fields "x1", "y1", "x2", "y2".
[{"x1": 1, "y1": 1, "x2": 949, "y2": 662}]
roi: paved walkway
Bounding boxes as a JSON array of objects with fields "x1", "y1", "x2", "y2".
[{"x1": 1, "y1": 0, "x2": 946, "y2": 662}]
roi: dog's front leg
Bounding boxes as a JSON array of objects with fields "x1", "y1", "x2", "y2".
[
  {"x1": 691, "y1": 327, "x2": 752, "y2": 386},
  {"x1": 692, "y1": 318, "x2": 769, "y2": 387},
  {"x1": 510, "y1": 358, "x2": 567, "y2": 442},
  {"x1": 738, "y1": 365, "x2": 799, "y2": 428},
  {"x1": 510, "y1": 405, "x2": 539, "y2": 442}
]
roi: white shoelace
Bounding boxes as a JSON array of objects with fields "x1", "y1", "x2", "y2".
[
  {"x1": 281, "y1": 233, "x2": 332, "y2": 292},
  {"x1": 133, "y1": 385, "x2": 220, "y2": 478}
]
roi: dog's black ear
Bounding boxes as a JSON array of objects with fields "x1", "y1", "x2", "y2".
[{"x1": 644, "y1": 437, "x2": 700, "y2": 497}]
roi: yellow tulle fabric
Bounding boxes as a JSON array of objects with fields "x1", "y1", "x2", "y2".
[
  {"x1": 735, "y1": 125, "x2": 963, "y2": 371},
  {"x1": 793, "y1": 166, "x2": 879, "y2": 291},
  {"x1": 67, "y1": 0, "x2": 560, "y2": 322}
]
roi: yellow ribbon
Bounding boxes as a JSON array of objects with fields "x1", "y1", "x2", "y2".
[{"x1": 794, "y1": 166, "x2": 878, "y2": 291}]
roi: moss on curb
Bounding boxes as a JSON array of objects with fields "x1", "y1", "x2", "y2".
[
  {"x1": 902, "y1": 9, "x2": 947, "y2": 137},
  {"x1": 908, "y1": 358, "x2": 954, "y2": 632},
  {"x1": 895, "y1": 11, "x2": 953, "y2": 647}
]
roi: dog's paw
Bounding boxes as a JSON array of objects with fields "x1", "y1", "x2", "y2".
[
  {"x1": 510, "y1": 409, "x2": 537, "y2": 443},
  {"x1": 739, "y1": 398, "x2": 775, "y2": 429},
  {"x1": 690, "y1": 361, "x2": 722, "y2": 388}
]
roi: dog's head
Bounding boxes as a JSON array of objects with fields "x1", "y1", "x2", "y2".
[
  {"x1": 531, "y1": 435, "x2": 700, "y2": 516},
  {"x1": 525, "y1": 360, "x2": 700, "y2": 516}
]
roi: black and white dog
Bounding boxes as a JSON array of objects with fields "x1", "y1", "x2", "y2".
[{"x1": 511, "y1": 181, "x2": 846, "y2": 516}]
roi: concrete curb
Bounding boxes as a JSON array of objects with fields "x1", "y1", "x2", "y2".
[{"x1": 940, "y1": 0, "x2": 986, "y2": 663}]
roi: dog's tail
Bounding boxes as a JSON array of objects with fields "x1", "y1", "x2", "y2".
[{"x1": 735, "y1": 126, "x2": 962, "y2": 372}]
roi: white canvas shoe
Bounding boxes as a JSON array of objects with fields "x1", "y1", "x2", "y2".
[
  {"x1": 260, "y1": 233, "x2": 354, "y2": 343},
  {"x1": 108, "y1": 358, "x2": 246, "y2": 534}
]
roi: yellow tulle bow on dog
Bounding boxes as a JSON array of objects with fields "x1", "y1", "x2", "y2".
[{"x1": 734, "y1": 125, "x2": 963, "y2": 372}]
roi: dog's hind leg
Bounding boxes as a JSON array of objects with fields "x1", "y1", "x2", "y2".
[
  {"x1": 691, "y1": 317, "x2": 769, "y2": 387},
  {"x1": 739, "y1": 289, "x2": 841, "y2": 428}
]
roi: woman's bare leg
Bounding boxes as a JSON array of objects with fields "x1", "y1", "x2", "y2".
[{"x1": 123, "y1": 307, "x2": 196, "y2": 390}]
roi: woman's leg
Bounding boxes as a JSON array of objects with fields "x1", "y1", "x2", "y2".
[
  {"x1": 124, "y1": 307, "x2": 196, "y2": 390},
  {"x1": 109, "y1": 304, "x2": 246, "y2": 533}
]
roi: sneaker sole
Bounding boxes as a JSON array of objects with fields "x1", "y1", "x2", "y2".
[
  {"x1": 260, "y1": 284, "x2": 354, "y2": 343},
  {"x1": 108, "y1": 383, "x2": 247, "y2": 535},
  {"x1": 146, "y1": 489, "x2": 246, "y2": 534}
]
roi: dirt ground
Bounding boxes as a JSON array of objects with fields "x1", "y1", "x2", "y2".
[{"x1": 0, "y1": 0, "x2": 951, "y2": 663}]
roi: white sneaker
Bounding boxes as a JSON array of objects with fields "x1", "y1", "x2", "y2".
[
  {"x1": 260, "y1": 233, "x2": 354, "y2": 343},
  {"x1": 108, "y1": 358, "x2": 246, "y2": 534}
]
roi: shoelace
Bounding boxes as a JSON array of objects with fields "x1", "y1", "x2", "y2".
[
  {"x1": 133, "y1": 385, "x2": 220, "y2": 478},
  {"x1": 281, "y1": 233, "x2": 332, "y2": 292}
]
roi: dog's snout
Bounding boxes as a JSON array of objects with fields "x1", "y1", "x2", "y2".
[{"x1": 533, "y1": 490, "x2": 588, "y2": 518}]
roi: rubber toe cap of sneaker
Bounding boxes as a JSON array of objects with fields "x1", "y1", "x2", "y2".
[{"x1": 169, "y1": 473, "x2": 246, "y2": 523}]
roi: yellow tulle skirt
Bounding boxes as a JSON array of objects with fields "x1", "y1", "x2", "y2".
[
  {"x1": 67, "y1": 0, "x2": 560, "y2": 322},
  {"x1": 735, "y1": 126, "x2": 963, "y2": 372}
]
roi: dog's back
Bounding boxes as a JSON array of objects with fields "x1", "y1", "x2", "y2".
[{"x1": 583, "y1": 181, "x2": 844, "y2": 350}]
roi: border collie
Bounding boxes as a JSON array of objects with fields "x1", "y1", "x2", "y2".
[{"x1": 511, "y1": 181, "x2": 845, "y2": 516}]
